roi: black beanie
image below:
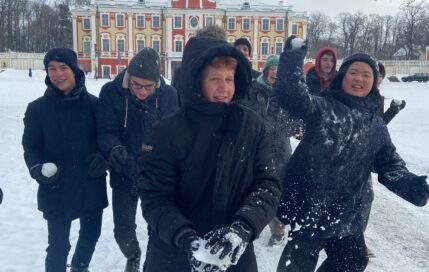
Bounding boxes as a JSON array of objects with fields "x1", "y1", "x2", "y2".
[
  {"x1": 44, "y1": 48, "x2": 81, "y2": 76},
  {"x1": 234, "y1": 38, "x2": 252, "y2": 55},
  {"x1": 330, "y1": 52, "x2": 379, "y2": 93},
  {"x1": 128, "y1": 47, "x2": 160, "y2": 82}
]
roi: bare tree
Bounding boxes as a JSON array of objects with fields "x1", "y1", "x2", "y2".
[
  {"x1": 307, "y1": 12, "x2": 330, "y2": 56},
  {"x1": 400, "y1": 0, "x2": 428, "y2": 59}
]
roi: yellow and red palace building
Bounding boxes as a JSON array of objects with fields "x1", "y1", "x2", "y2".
[{"x1": 71, "y1": 0, "x2": 307, "y2": 79}]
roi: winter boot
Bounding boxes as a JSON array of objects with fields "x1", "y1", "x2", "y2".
[
  {"x1": 124, "y1": 256, "x2": 140, "y2": 272},
  {"x1": 268, "y1": 234, "x2": 285, "y2": 247}
]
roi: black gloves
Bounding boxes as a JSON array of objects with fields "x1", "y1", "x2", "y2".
[
  {"x1": 411, "y1": 175, "x2": 429, "y2": 206},
  {"x1": 203, "y1": 220, "x2": 252, "y2": 265},
  {"x1": 88, "y1": 152, "x2": 108, "y2": 178},
  {"x1": 29, "y1": 163, "x2": 61, "y2": 184},
  {"x1": 389, "y1": 99, "x2": 406, "y2": 113},
  {"x1": 108, "y1": 145, "x2": 128, "y2": 173}
]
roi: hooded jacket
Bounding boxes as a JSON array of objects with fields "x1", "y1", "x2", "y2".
[
  {"x1": 22, "y1": 70, "x2": 108, "y2": 220},
  {"x1": 274, "y1": 47, "x2": 428, "y2": 239},
  {"x1": 139, "y1": 37, "x2": 281, "y2": 271},
  {"x1": 306, "y1": 47, "x2": 337, "y2": 95},
  {"x1": 96, "y1": 69, "x2": 178, "y2": 189}
]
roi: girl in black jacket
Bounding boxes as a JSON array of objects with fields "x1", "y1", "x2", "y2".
[{"x1": 274, "y1": 37, "x2": 429, "y2": 272}]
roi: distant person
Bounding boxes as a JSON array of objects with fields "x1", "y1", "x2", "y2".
[
  {"x1": 274, "y1": 36, "x2": 429, "y2": 272},
  {"x1": 306, "y1": 47, "x2": 337, "y2": 95},
  {"x1": 234, "y1": 37, "x2": 261, "y2": 79},
  {"x1": 96, "y1": 47, "x2": 178, "y2": 272},
  {"x1": 29, "y1": 68, "x2": 32, "y2": 78},
  {"x1": 22, "y1": 48, "x2": 108, "y2": 272},
  {"x1": 240, "y1": 54, "x2": 301, "y2": 247},
  {"x1": 139, "y1": 36, "x2": 281, "y2": 272}
]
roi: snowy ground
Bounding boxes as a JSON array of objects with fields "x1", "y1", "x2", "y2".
[{"x1": 0, "y1": 69, "x2": 428, "y2": 272}]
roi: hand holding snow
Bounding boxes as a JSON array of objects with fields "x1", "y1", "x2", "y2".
[
  {"x1": 291, "y1": 38, "x2": 306, "y2": 50},
  {"x1": 41, "y1": 163, "x2": 58, "y2": 178}
]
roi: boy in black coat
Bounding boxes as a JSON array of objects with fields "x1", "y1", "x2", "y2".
[
  {"x1": 138, "y1": 36, "x2": 281, "y2": 272},
  {"x1": 274, "y1": 37, "x2": 429, "y2": 272},
  {"x1": 96, "y1": 47, "x2": 178, "y2": 272},
  {"x1": 22, "y1": 48, "x2": 108, "y2": 272}
]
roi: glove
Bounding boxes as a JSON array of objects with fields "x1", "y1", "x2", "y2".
[
  {"x1": 390, "y1": 99, "x2": 406, "y2": 113},
  {"x1": 29, "y1": 163, "x2": 61, "y2": 184},
  {"x1": 108, "y1": 146, "x2": 128, "y2": 173},
  {"x1": 411, "y1": 175, "x2": 429, "y2": 206},
  {"x1": 204, "y1": 221, "x2": 252, "y2": 265},
  {"x1": 88, "y1": 152, "x2": 108, "y2": 178},
  {"x1": 284, "y1": 35, "x2": 308, "y2": 54}
]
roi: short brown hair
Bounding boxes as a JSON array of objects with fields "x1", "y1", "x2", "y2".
[{"x1": 209, "y1": 56, "x2": 238, "y2": 70}]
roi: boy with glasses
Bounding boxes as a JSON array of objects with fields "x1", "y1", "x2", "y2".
[{"x1": 96, "y1": 47, "x2": 179, "y2": 272}]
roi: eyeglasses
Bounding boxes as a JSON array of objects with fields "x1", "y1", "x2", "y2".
[{"x1": 129, "y1": 80, "x2": 156, "y2": 91}]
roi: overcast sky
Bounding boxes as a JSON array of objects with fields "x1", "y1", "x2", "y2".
[{"x1": 285, "y1": 0, "x2": 405, "y2": 17}]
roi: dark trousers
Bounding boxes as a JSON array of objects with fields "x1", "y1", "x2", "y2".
[
  {"x1": 112, "y1": 186, "x2": 141, "y2": 259},
  {"x1": 277, "y1": 233, "x2": 368, "y2": 272},
  {"x1": 45, "y1": 209, "x2": 103, "y2": 272}
]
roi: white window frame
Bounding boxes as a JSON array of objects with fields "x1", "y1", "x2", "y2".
[
  {"x1": 242, "y1": 17, "x2": 250, "y2": 31},
  {"x1": 116, "y1": 14, "x2": 125, "y2": 27},
  {"x1": 83, "y1": 39, "x2": 91, "y2": 55},
  {"x1": 102, "y1": 38, "x2": 110, "y2": 54},
  {"x1": 275, "y1": 42, "x2": 283, "y2": 55},
  {"x1": 174, "y1": 15, "x2": 182, "y2": 29},
  {"x1": 117, "y1": 39, "x2": 125, "y2": 53},
  {"x1": 205, "y1": 16, "x2": 213, "y2": 27},
  {"x1": 292, "y1": 23, "x2": 298, "y2": 35},
  {"x1": 136, "y1": 15, "x2": 145, "y2": 28},
  {"x1": 152, "y1": 37, "x2": 160, "y2": 53},
  {"x1": 175, "y1": 40, "x2": 183, "y2": 52},
  {"x1": 136, "y1": 38, "x2": 145, "y2": 52},
  {"x1": 276, "y1": 18, "x2": 284, "y2": 31},
  {"x1": 262, "y1": 18, "x2": 270, "y2": 31},
  {"x1": 101, "y1": 13, "x2": 109, "y2": 27},
  {"x1": 83, "y1": 18, "x2": 91, "y2": 30},
  {"x1": 227, "y1": 17, "x2": 236, "y2": 31},
  {"x1": 152, "y1": 15, "x2": 160, "y2": 28},
  {"x1": 261, "y1": 39, "x2": 269, "y2": 56}
]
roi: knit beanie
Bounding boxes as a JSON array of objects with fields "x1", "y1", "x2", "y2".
[
  {"x1": 233, "y1": 38, "x2": 252, "y2": 55},
  {"x1": 44, "y1": 48, "x2": 81, "y2": 76},
  {"x1": 330, "y1": 52, "x2": 379, "y2": 93},
  {"x1": 128, "y1": 47, "x2": 160, "y2": 82},
  {"x1": 263, "y1": 55, "x2": 279, "y2": 73}
]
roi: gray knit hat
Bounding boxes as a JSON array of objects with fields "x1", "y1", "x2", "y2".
[{"x1": 128, "y1": 47, "x2": 160, "y2": 82}]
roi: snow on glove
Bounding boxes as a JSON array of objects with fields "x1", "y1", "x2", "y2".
[
  {"x1": 390, "y1": 99, "x2": 406, "y2": 113},
  {"x1": 204, "y1": 221, "x2": 252, "y2": 266},
  {"x1": 284, "y1": 35, "x2": 308, "y2": 55},
  {"x1": 108, "y1": 145, "x2": 128, "y2": 173},
  {"x1": 88, "y1": 152, "x2": 108, "y2": 178},
  {"x1": 29, "y1": 163, "x2": 61, "y2": 184}
]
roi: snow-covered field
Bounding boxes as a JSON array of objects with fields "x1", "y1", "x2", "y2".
[{"x1": 0, "y1": 69, "x2": 428, "y2": 272}]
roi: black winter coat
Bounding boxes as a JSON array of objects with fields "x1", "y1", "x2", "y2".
[
  {"x1": 139, "y1": 37, "x2": 281, "y2": 272},
  {"x1": 306, "y1": 67, "x2": 324, "y2": 95},
  {"x1": 96, "y1": 69, "x2": 179, "y2": 189},
  {"x1": 22, "y1": 73, "x2": 108, "y2": 220},
  {"x1": 274, "y1": 48, "x2": 429, "y2": 239},
  {"x1": 240, "y1": 79, "x2": 300, "y2": 173}
]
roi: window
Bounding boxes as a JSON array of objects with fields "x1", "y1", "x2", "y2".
[
  {"x1": 136, "y1": 40, "x2": 145, "y2": 52},
  {"x1": 102, "y1": 38, "x2": 110, "y2": 52},
  {"x1": 152, "y1": 40, "x2": 160, "y2": 53},
  {"x1": 174, "y1": 16, "x2": 182, "y2": 29},
  {"x1": 101, "y1": 14, "x2": 109, "y2": 27},
  {"x1": 83, "y1": 40, "x2": 91, "y2": 55},
  {"x1": 205, "y1": 16, "x2": 213, "y2": 26},
  {"x1": 136, "y1": 15, "x2": 145, "y2": 28},
  {"x1": 262, "y1": 18, "x2": 270, "y2": 31},
  {"x1": 116, "y1": 14, "x2": 124, "y2": 27},
  {"x1": 83, "y1": 18, "x2": 91, "y2": 30},
  {"x1": 261, "y1": 41, "x2": 269, "y2": 55},
  {"x1": 175, "y1": 40, "x2": 183, "y2": 52},
  {"x1": 242, "y1": 18, "x2": 250, "y2": 31},
  {"x1": 292, "y1": 23, "x2": 298, "y2": 35},
  {"x1": 102, "y1": 66, "x2": 111, "y2": 79},
  {"x1": 276, "y1": 18, "x2": 284, "y2": 31},
  {"x1": 117, "y1": 39, "x2": 125, "y2": 53},
  {"x1": 190, "y1": 16, "x2": 199, "y2": 28},
  {"x1": 152, "y1": 15, "x2": 160, "y2": 28},
  {"x1": 275, "y1": 42, "x2": 283, "y2": 55},
  {"x1": 228, "y1": 18, "x2": 236, "y2": 30}
]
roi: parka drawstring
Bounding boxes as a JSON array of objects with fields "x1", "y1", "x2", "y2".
[{"x1": 124, "y1": 96, "x2": 128, "y2": 128}]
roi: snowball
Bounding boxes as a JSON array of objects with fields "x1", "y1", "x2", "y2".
[
  {"x1": 41, "y1": 163, "x2": 57, "y2": 178},
  {"x1": 392, "y1": 99, "x2": 403, "y2": 106},
  {"x1": 291, "y1": 38, "x2": 305, "y2": 50}
]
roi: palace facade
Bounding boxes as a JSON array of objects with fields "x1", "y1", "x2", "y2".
[{"x1": 71, "y1": 0, "x2": 307, "y2": 79}]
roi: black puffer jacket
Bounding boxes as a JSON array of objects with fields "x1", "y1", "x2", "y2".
[
  {"x1": 96, "y1": 69, "x2": 179, "y2": 189},
  {"x1": 22, "y1": 72, "x2": 108, "y2": 220},
  {"x1": 139, "y1": 37, "x2": 281, "y2": 272},
  {"x1": 274, "y1": 47, "x2": 429, "y2": 239}
]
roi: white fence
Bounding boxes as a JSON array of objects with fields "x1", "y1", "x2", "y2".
[{"x1": 0, "y1": 52, "x2": 45, "y2": 70}]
